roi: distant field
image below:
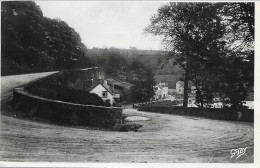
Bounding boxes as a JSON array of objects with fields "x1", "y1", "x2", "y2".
[{"x1": 154, "y1": 74, "x2": 181, "y2": 89}]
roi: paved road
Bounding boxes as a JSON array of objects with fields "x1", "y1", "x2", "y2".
[
  {"x1": 1, "y1": 71, "x2": 58, "y2": 103},
  {"x1": 0, "y1": 72, "x2": 254, "y2": 162}
]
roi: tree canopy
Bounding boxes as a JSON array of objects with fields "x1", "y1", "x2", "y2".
[
  {"x1": 1, "y1": 1, "x2": 91, "y2": 75},
  {"x1": 145, "y1": 2, "x2": 254, "y2": 109},
  {"x1": 86, "y1": 47, "x2": 155, "y2": 103}
]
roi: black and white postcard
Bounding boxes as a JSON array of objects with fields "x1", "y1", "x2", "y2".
[{"x1": 0, "y1": 1, "x2": 259, "y2": 168}]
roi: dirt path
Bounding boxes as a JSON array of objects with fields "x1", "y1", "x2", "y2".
[{"x1": 0, "y1": 73, "x2": 254, "y2": 162}]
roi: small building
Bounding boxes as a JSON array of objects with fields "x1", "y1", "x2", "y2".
[
  {"x1": 154, "y1": 82, "x2": 168, "y2": 100},
  {"x1": 176, "y1": 81, "x2": 196, "y2": 95},
  {"x1": 89, "y1": 81, "x2": 115, "y2": 105},
  {"x1": 176, "y1": 81, "x2": 184, "y2": 94}
]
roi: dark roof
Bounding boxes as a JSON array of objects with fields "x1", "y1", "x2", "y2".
[
  {"x1": 89, "y1": 83, "x2": 113, "y2": 95},
  {"x1": 101, "y1": 83, "x2": 114, "y2": 95},
  {"x1": 176, "y1": 81, "x2": 194, "y2": 88},
  {"x1": 177, "y1": 81, "x2": 184, "y2": 86}
]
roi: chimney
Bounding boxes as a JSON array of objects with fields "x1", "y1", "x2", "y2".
[{"x1": 103, "y1": 80, "x2": 107, "y2": 85}]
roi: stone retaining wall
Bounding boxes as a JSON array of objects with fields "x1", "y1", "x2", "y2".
[
  {"x1": 13, "y1": 88, "x2": 123, "y2": 128},
  {"x1": 24, "y1": 67, "x2": 104, "y2": 92},
  {"x1": 138, "y1": 106, "x2": 253, "y2": 122}
]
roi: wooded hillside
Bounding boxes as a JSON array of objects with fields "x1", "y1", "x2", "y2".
[
  {"x1": 1, "y1": 1, "x2": 91, "y2": 76},
  {"x1": 87, "y1": 47, "x2": 181, "y2": 75}
]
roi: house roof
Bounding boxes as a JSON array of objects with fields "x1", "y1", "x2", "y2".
[
  {"x1": 89, "y1": 83, "x2": 113, "y2": 95},
  {"x1": 157, "y1": 86, "x2": 163, "y2": 90},
  {"x1": 103, "y1": 82, "x2": 110, "y2": 90},
  {"x1": 155, "y1": 82, "x2": 168, "y2": 89},
  {"x1": 157, "y1": 82, "x2": 168, "y2": 88},
  {"x1": 176, "y1": 81, "x2": 194, "y2": 88},
  {"x1": 176, "y1": 81, "x2": 184, "y2": 86}
]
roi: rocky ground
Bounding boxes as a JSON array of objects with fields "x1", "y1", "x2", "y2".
[{"x1": 0, "y1": 72, "x2": 254, "y2": 162}]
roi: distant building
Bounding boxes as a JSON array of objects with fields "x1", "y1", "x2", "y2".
[
  {"x1": 89, "y1": 80, "x2": 116, "y2": 105},
  {"x1": 176, "y1": 81, "x2": 196, "y2": 95},
  {"x1": 154, "y1": 82, "x2": 168, "y2": 99},
  {"x1": 176, "y1": 81, "x2": 184, "y2": 94}
]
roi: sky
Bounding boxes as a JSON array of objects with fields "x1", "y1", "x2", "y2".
[{"x1": 36, "y1": 1, "x2": 165, "y2": 50}]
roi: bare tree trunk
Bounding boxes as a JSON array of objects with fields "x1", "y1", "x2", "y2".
[
  {"x1": 201, "y1": 100, "x2": 203, "y2": 108},
  {"x1": 183, "y1": 72, "x2": 189, "y2": 107}
]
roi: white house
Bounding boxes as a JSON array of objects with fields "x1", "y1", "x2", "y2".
[
  {"x1": 154, "y1": 82, "x2": 168, "y2": 99},
  {"x1": 176, "y1": 81, "x2": 196, "y2": 95},
  {"x1": 176, "y1": 81, "x2": 184, "y2": 94},
  {"x1": 89, "y1": 81, "x2": 115, "y2": 105}
]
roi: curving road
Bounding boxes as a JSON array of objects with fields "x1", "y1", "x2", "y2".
[{"x1": 0, "y1": 72, "x2": 254, "y2": 162}]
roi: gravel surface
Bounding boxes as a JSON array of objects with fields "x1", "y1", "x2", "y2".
[{"x1": 0, "y1": 72, "x2": 254, "y2": 163}]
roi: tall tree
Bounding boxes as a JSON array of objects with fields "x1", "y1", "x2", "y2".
[
  {"x1": 216, "y1": 2, "x2": 254, "y2": 109},
  {"x1": 146, "y1": 2, "x2": 254, "y2": 109},
  {"x1": 145, "y1": 2, "x2": 226, "y2": 107},
  {"x1": 129, "y1": 61, "x2": 154, "y2": 103}
]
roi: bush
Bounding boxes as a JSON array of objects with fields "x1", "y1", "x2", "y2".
[{"x1": 104, "y1": 100, "x2": 111, "y2": 107}]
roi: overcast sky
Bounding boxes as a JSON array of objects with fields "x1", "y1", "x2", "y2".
[{"x1": 36, "y1": 1, "x2": 165, "y2": 50}]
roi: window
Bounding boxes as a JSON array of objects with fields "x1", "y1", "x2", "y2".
[{"x1": 102, "y1": 91, "x2": 108, "y2": 98}]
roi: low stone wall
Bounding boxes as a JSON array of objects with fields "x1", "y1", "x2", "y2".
[
  {"x1": 138, "y1": 106, "x2": 253, "y2": 122},
  {"x1": 13, "y1": 88, "x2": 123, "y2": 128}
]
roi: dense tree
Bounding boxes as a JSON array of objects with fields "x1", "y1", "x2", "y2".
[
  {"x1": 145, "y1": 2, "x2": 254, "y2": 109},
  {"x1": 217, "y1": 3, "x2": 254, "y2": 109},
  {"x1": 130, "y1": 68, "x2": 154, "y2": 103},
  {"x1": 213, "y1": 49, "x2": 254, "y2": 109},
  {"x1": 1, "y1": 1, "x2": 90, "y2": 75},
  {"x1": 145, "y1": 2, "x2": 226, "y2": 107},
  {"x1": 86, "y1": 47, "x2": 155, "y2": 103}
]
